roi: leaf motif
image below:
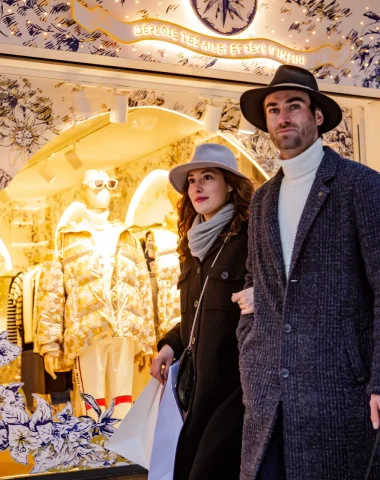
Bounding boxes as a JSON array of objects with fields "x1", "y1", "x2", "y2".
[
  {"x1": 6, "y1": 383, "x2": 23, "y2": 394},
  {"x1": 56, "y1": 402, "x2": 73, "y2": 423},
  {"x1": 100, "y1": 398, "x2": 115, "y2": 421},
  {"x1": 30, "y1": 395, "x2": 52, "y2": 431},
  {"x1": 79, "y1": 393, "x2": 101, "y2": 419}
]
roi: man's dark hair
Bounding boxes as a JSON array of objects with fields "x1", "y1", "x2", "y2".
[{"x1": 308, "y1": 94, "x2": 323, "y2": 138}]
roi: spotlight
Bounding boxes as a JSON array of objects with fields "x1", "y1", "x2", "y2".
[
  {"x1": 238, "y1": 116, "x2": 256, "y2": 134},
  {"x1": 110, "y1": 93, "x2": 128, "y2": 123},
  {"x1": 39, "y1": 158, "x2": 56, "y2": 183},
  {"x1": 73, "y1": 88, "x2": 92, "y2": 119},
  {"x1": 65, "y1": 145, "x2": 83, "y2": 170},
  {"x1": 202, "y1": 104, "x2": 223, "y2": 133}
]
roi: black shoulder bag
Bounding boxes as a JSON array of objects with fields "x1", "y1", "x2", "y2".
[{"x1": 176, "y1": 237, "x2": 229, "y2": 412}]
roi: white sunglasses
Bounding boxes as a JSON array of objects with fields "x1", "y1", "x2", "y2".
[{"x1": 82, "y1": 179, "x2": 118, "y2": 190}]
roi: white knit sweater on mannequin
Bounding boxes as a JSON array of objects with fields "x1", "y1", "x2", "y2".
[{"x1": 277, "y1": 138, "x2": 324, "y2": 277}]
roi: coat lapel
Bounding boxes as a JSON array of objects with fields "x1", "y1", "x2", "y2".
[
  {"x1": 287, "y1": 147, "x2": 340, "y2": 280},
  {"x1": 262, "y1": 168, "x2": 287, "y2": 290}
]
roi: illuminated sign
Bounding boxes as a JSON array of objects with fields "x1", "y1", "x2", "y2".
[{"x1": 72, "y1": 1, "x2": 350, "y2": 70}]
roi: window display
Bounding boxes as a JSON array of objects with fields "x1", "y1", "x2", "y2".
[{"x1": 0, "y1": 95, "x2": 357, "y2": 477}]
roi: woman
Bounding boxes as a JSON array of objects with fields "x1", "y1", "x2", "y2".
[{"x1": 151, "y1": 143, "x2": 254, "y2": 480}]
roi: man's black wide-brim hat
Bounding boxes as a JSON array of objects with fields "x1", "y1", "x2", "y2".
[{"x1": 240, "y1": 65, "x2": 343, "y2": 134}]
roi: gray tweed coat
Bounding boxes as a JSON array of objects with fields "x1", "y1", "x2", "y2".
[{"x1": 238, "y1": 147, "x2": 380, "y2": 480}]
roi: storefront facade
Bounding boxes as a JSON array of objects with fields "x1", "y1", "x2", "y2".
[{"x1": 0, "y1": 0, "x2": 378, "y2": 478}]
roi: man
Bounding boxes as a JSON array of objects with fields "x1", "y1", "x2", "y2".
[{"x1": 237, "y1": 65, "x2": 380, "y2": 479}]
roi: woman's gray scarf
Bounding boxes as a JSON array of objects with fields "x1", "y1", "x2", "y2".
[{"x1": 188, "y1": 203, "x2": 235, "y2": 262}]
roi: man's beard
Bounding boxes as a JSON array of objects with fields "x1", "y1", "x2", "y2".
[{"x1": 269, "y1": 120, "x2": 316, "y2": 153}]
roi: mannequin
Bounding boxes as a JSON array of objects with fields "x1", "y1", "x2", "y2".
[
  {"x1": 150, "y1": 183, "x2": 182, "y2": 338},
  {"x1": 37, "y1": 169, "x2": 155, "y2": 419}
]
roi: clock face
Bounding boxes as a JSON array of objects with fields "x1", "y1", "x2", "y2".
[{"x1": 190, "y1": 0, "x2": 258, "y2": 36}]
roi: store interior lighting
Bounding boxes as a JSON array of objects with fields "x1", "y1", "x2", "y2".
[
  {"x1": 202, "y1": 103, "x2": 223, "y2": 133},
  {"x1": 110, "y1": 94, "x2": 128, "y2": 123},
  {"x1": 38, "y1": 157, "x2": 56, "y2": 183},
  {"x1": 73, "y1": 88, "x2": 92, "y2": 119},
  {"x1": 65, "y1": 145, "x2": 83, "y2": 170},
  {"x1": 0, "y1": 190, "x2": 10, "y2": 203},
  {"x1": 238, "y1": 115, "x2": 256, "y2": 134}
]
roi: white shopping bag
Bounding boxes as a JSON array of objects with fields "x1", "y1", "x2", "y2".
[
  {"x1": 148, "y1": 361, "x2": 184, "y2": 480},
  {"x1": 106, "y1": 377, "x2": 163, "y2": 469}
]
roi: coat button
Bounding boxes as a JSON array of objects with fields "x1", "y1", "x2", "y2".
[
  {"x1": 194, "y1": 300, "x2": 199, "y2": 308},
  {"x1": 283, "y1": 324, "x2": 292, "y2": 333},
  {"x1": 280, "y1": 368, "x2": 290, "y2": 378},
  {"x1": 191, "y1": 337, "x2": 196, "y2": 345},
  {"x1": 318, "y1": 191, "x2": 324, "y2": 199},
  {"x1": 221, "y1": 271, "x2": 229, "y2": 280},
  {"x1": 197, "y1": 267, "x2": 200, "y2": 274}
]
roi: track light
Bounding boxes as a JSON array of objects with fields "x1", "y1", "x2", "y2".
[
  {"x1": 39, "y1": 157, "x2": 56, "y2": 183},
  {"x1": 73, "y1": 88, "x2": 92, "y2": 119},
  {"x1": 110, "y1": 93, "x2": 128, "y2": 123},
  {"x1": 202, "y1": 103, "x2": 223, "y2": 133},
  {"x1": 65, "y1": 145, "x2": 83, "y2": 170},
  {"x1": 238, "y1": 115, "x2": 256, "y2": 134}
]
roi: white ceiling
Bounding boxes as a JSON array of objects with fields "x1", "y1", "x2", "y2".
[{"x1": 6, "y1": 107, "x2": 202, "y2": 200}]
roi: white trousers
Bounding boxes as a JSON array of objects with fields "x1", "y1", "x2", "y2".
[{"x1": 74, "y1": 337, "x2": 135, "y2": 420}]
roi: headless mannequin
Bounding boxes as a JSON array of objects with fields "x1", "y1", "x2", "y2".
[{"x1": 44, "y1": 169, "x2": 113, "y2": 380}]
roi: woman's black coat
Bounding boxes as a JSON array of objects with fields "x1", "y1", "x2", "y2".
[{"x1": 158, "y1": 221, "x2": 248, "y2": 480}]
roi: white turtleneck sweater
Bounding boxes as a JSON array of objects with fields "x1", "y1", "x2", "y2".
[{"x1": 277, "y1": 138, "x2": 324, "y2": 277}]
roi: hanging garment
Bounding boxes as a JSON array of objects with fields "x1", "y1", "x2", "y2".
[
  {"x1": 73, "y1": 336, "x2": 135, "y2": 420},
  {"x1": 0, "y1": 276, "x2": 21, "y2": 385},
  {"x1": 6, "y1": 297, "x2": 17, "y2": 345},
  {"x1": 32, "y1": 266, "x2": 42, "y2": 353},
  {"x1": 9, "y1": 272, "x2": 24, "y2": 346},
  {"x1": 36, "y1": 220, "x2": 155, "y2": 371},
  {"x1": 22, "y1": 265, "x2": 41, "y2": 345},
  {"x1": 150, "y1": 227, "x2": 181, "y2": 338}
]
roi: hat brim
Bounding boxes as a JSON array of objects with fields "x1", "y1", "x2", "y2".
[
  {"x1": 169, "y1": 161, "x2": 250, "y2": 194},
  {"x1": 240, "y1": 84, "x2": 343, "y2": 134}
]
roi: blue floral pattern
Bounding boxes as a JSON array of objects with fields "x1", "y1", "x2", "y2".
[
  {"x1": 0, "y1": 331, "x2": 129, "y2": 474},
  {"x1": 0, "y1": 330, "x2": 21, "y2": 367}
]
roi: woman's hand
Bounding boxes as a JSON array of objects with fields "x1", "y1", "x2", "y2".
[
  {"x1": 150, "y1": 344, "x2": 175, "y2": 385},
  {"x1": 370, "y1": 394, "x2": 380, "y2": 429},
  {"x1": 232, "y1": 287, "x2": 254, "y2": 315}
]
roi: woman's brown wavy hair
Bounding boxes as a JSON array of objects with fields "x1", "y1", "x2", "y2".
[{"x1": 177, "y1": 168, "x2": 254, "y2": 262}]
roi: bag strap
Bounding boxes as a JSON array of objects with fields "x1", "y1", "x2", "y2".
[
  {"x1": 186, "y1": 235, "x2": 230, "y2": 351},
  {"x1": 365, "y1": 429, "x2": 380, "y2": 480}
]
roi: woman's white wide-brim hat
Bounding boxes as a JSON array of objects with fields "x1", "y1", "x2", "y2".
[{"x1": 169, "y1": 143, "x2": 250, "y2": 194}]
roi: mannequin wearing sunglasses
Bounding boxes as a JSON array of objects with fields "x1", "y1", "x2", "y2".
[{"x1": 37, "y1": 169, "x2": 155, "y2": 419}]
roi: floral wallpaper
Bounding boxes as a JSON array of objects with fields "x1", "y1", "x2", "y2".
[
  {"x1": 0, "y1": 331, "x2": 130, "y2": 474},
  {"x1": 0, "y1": 0, "x2": 377, "y2": 88},
  {"x1": 0, "y1": 70, "x2": 354, "y2": 190}
]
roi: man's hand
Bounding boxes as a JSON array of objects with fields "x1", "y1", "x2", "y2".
[
  {"x1": 232, "y1": 287, "x2": 254, "y2": 315},
  {"x1": 370, "y1": 394, "x2": 380, "y2": 429}
]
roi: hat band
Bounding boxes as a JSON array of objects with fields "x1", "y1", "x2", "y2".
[{"x1": 269, "y1": 82, "x2": 316, "y2": 92}]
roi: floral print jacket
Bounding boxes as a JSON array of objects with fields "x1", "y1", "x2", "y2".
[{"x1": 36, "y1": 221, "x2": 155, "y2": 371}]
